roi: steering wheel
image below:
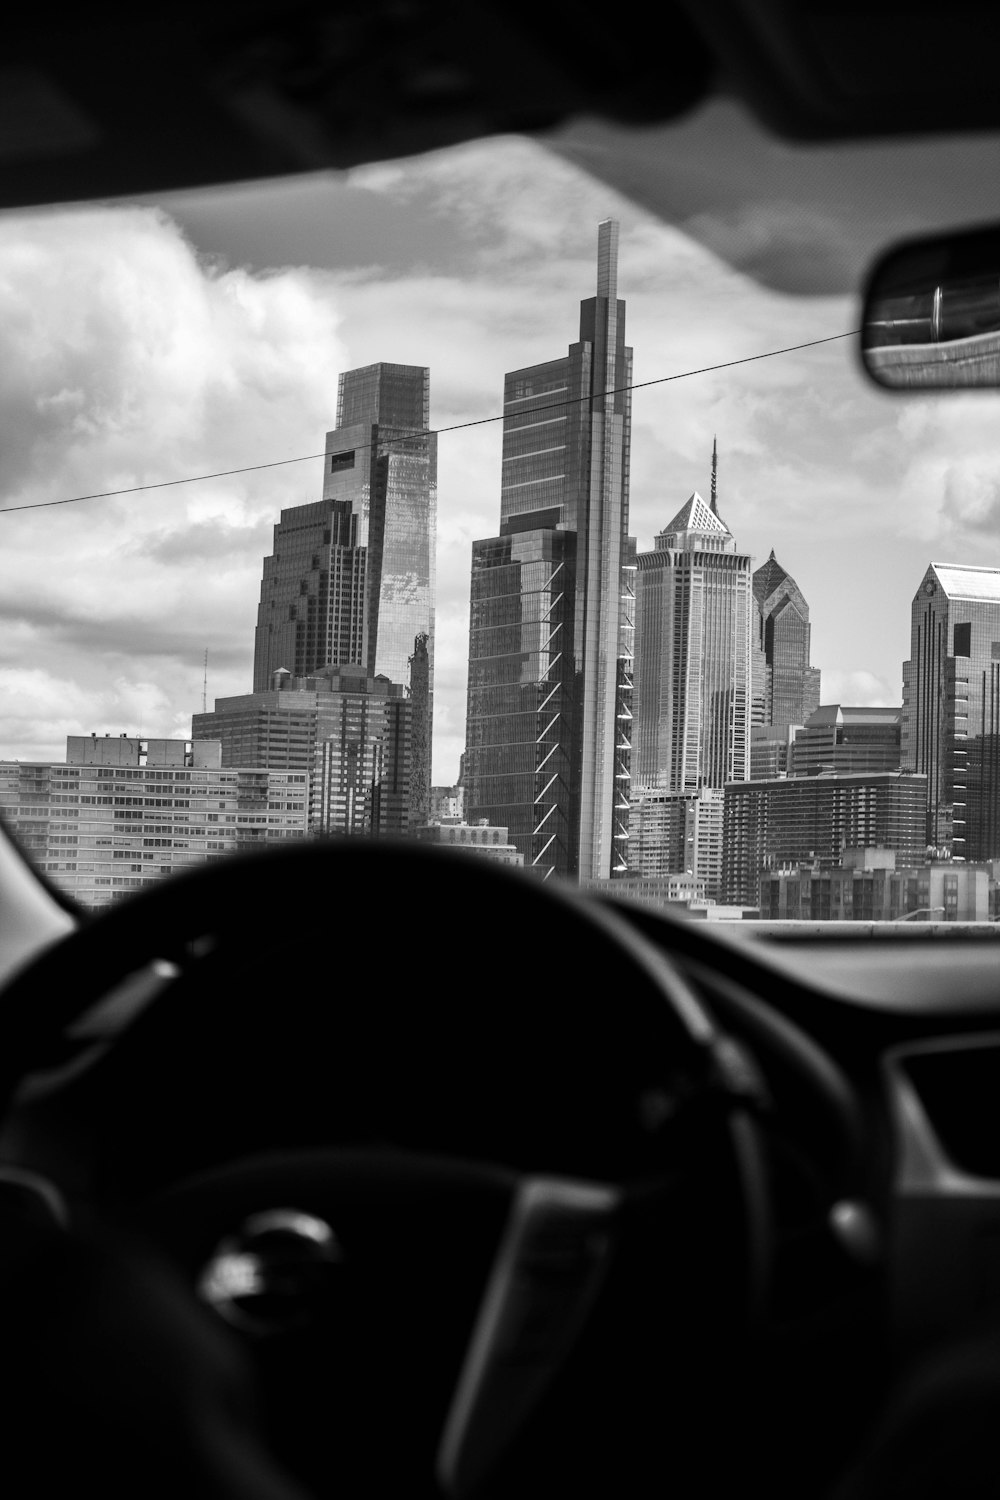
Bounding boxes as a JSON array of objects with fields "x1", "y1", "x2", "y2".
[{"x1": 0, "y1": 841, "x2": 782, "y2": 1498}]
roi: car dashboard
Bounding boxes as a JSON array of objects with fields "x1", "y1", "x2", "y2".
[{"x1": 0, "y1": 848, "x2": 996, "y2": 1497}]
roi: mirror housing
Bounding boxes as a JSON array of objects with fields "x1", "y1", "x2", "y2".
[{"x1": 861, "y1": 226, "x2": 1000, "y2": 390}]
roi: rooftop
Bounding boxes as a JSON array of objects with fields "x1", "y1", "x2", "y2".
[
  {"x1": 656, "y1": 491, "x2": 732, "y2": 542},
  {"x1": 931, "y1": 563, "x2": 1000, "y2": 602},
  {"x1": 804, "y1": 704, "x2": 902, "y2": 727}
]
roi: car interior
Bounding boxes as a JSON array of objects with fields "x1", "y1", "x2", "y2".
[{"x1": 1, "y1": 3, "x2": 1000, "y2": 1497}]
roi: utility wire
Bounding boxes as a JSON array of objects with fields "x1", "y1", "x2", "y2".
[{"x1": 0, "y1": 330, "x2": 858, "y2": 517}]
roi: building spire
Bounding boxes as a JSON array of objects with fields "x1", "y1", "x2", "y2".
[
  {"x1": 596, "y1": 219, "x2": 619, "y2": 300},
  {"x1": 710, "y1": 435, "x2": 718, "y2": 514}
]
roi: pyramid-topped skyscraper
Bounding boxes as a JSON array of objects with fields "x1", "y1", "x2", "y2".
[{"x1": 632, "y1": 478, "x2": 754, "y2": 791}]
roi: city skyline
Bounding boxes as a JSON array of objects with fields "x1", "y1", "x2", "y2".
[{"x1": 0, "y1": 133, "x2": 998, "y2": 785}]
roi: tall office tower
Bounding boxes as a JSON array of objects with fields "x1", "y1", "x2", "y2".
[
  {"x1": 902, "y1": 562, "x2": 1000, "y2": 860},
  {"x1": 252, "y1": 362, "x2": 436, "y2": 807},
  {"x1": 194, "y1": 666, "x2": 412, "y2": 838},
  {"x1": 753, "y1": 549, "x2": 821, "y2": 728},
  {"x1": 791, "y1": 705, "x2": 902, "y2": 776},
  {"x1": 464, "y1": 220, "x2": 633, "y2": 881},
  {"x1": 632, "y1": 491, "x2": 754, "y2": 791}
]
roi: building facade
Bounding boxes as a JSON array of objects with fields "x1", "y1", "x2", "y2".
[
  {"x1": 792, "y1": 705, "x2": 902, "y2": 777},
  {"x1": 752, "y1": 549, "x2": 821, "y2": 729},
  {"x1": 430, "y1": 783, "x2": 464, "y2": 821},
  {"x1": 252, "y1": 362, "x2": 435, "y2": 811},
  {"x1": 464, "y1": 220, "x2": 633, "y2": 881},
  {"x1": 750, "y1": 722, "x2": 801, "y2": 781},
  {"x1": 582, "y1": 871, "x2": 707, "y2": 911},
  {"x1": 759, "y1": 848, "x2": 991, "y2": 922},
  {"x1": 415, "y1": 818, "x2": 524, "y2": 865},
  {"x1": 194, "y1": 666, "x2": 412, "y2": 838},
  {"x1": 902, "y1": 562, "x2": 1000, "y2": 861},
  {"x1": 632, "y1": 491, "x2": 754, "y2": 792},
  {"x1": 722, "y1": 771, "x2": 928, "y2": 904},
  {"x1": 0, "y1": 736, "x2": 308, "y2": 909},
  {"x1": 627, "y1": 786, "x2": 724, "y2": 899}
]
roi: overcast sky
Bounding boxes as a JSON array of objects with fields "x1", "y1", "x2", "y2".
[{"x1": 0, "y1": 129, "x2": 997, "y2": 784}]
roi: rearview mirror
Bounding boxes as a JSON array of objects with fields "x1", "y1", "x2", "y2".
[{"x1": 861, "y1": 226, "x2": 1000, "y2": 389}]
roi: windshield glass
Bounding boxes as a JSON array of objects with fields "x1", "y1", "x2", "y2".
[{"x1": 0, "y1": 130, "x2": 992, "y2": 925}]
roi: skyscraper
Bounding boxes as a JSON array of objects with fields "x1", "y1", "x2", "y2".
[
  {"x1": 902, "y1": 562, "x2": 1000, "y2": 860},
  {"x1": 753, "y1": 549, "x2": 821, "y2": 729},
  {"x1": 632, "y1": 490, "x2": 754, "y2": 791},
  {"x1": 252, "y1": 363, "x2": 436, "y2": 786},
  {"x1": 464, "y1": 220, "x2": 633, "y2": 881}
]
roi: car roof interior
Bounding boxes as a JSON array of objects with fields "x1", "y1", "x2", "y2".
[{"x1": 4, "y1": 2, "x2": 1000, "y2": 216}]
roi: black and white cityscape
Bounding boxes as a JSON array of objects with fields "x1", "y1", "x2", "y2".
[{"x1": 4, "y1": 209, "x2": 1000, "y2": 923}]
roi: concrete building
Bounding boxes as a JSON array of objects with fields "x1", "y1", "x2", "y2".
[
  {"x1": 415, "y1": 818, "x2": 524, "y2": 865},
  {"x1": 464, "y1": 220, "x2": 634, "y2": 882},
  {"x1": 430, "y1": 784, "x2": 464, "y2": 822},
  {"x1": 627, "y1": 786, "x2": 724, "y2": 899},
  {"x1": 582, "y1": 871, "x2": 707, "y2": 911},
  {"x1": 759, "y1": 847, "x2": 992, "y2": 922},
  {"x1": 193, "y1": 665, "x2": 412, "y2": 839},
  {"x1": 750, "y1": 722, "x2": 801, "y2": 780},
  {"x1": 902, "y1": 562, "x2": 1000, "y2": 860},
  {"x1": 0, "y1": 736, "x2": 308, "y2": 909},
  {"x1": 722, "y1": 771, "x2": 928, "y2": 905},
  {"x1": 792, "y1": 705, "x2": 902, "y2": 777}
]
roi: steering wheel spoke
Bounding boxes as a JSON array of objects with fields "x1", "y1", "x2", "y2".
[{"x1": 438, "y1": 1175, "x2": 620, "y2": 1498}]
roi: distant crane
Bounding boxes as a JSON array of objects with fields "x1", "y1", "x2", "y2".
[{"x1": 202, "y1": 649, "x2": 208, "y2": 714}]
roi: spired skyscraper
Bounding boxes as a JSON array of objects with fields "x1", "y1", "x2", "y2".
[
  {"x1": 902, "y1": 562, "x2": 1000, "y2": 860},
  {"x1": 632, "y1": 490, "x2": 754, "y2": 791},
  {"x1": 252, "y1": 362, "x2": 436, "y2": 814},
  {"x1": 464, "y1": 220, "x2": 634, "y2": 881}
]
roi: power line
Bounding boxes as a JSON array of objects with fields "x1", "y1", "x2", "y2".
[{"x1": 0, "y1": 330, "x2": 859, "y2": 517}]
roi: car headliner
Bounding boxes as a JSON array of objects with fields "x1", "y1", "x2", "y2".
[{"x1": 4, "y1": 5, "x2": 1000, "y2": 301}]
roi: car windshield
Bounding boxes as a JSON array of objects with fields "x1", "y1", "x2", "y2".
[{"x1": 0, "y1": 114, "x2": 995, "y2": 927}]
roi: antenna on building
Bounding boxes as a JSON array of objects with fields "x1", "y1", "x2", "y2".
[
  {"x1": 202, "y1": 649, "x2": 208, "y2": 714},
  {"x1": 710, "y1": 436, "x2": 719, "y2": 515}
]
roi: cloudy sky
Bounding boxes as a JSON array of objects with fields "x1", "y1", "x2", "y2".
[{"x1": 0, "y1": 120, "x2": 998, "y2": 783}]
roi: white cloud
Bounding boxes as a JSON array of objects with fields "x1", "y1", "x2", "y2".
[
  {"x1": 818, "y1": 670, "x2": 900, "y2": 708},
  {"x1": 0, "y1": 134, "x2": 993, "y2": 789},
  {"x1": 0, "y1": 204, "x2": 353, "y2": 760}
]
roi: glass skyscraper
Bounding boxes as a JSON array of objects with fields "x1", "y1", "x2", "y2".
[
  {"x1": 902, "y1": 562, "x2": 1000, "y2": 859},
  {"x1": 464, "y1": 220, "x2": 633, "y2": 881},
  {"x1": 632, "y1": 491, "x2": 754, "y2": 791},
  {"x1": 752, "y1": 549, "x2": 821, "y2": 729},
  {"x1": 252, "y1": 361, "x2": 436, "y2": 729}
]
